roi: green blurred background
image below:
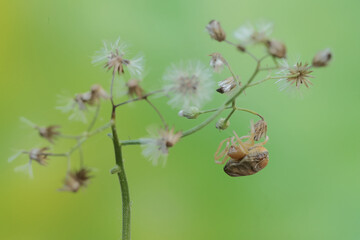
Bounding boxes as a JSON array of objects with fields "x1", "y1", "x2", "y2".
[{"x1": 1, "y1": 0, "x2": 359, "y2": 239}]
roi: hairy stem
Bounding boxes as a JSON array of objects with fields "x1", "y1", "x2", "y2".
[
  {"x1": 111, "y1": 113, "x2": 131, "y2": 240},
  {"x1": 110, "y1": 69, "x2": 131, "y2": 239}
]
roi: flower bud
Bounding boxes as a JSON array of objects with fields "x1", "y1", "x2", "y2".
[
  {"x1": 209, "y1": 53, "x2": 228, "y2": 73},
  {"x1": 253, "y1": 119, "x2": 267, "y2": 141},
  {"x1": 237, "y1": 44, "x2": 246, "y2": 52},
  {"x1": 266, "y1": 40, "x2": 286, "y2": 58},
  {"x1": 312, "y1": 48, "x2": 332, "y2": 67},
  {"x1": 216, "y1": 118, "x2": 230, "y2": 130},
  {"x1": 178, "y1": 106, "x2": 200, "y2": 119},
  {"x1": 217, "y1": 76, "x2": 238, "y2": 94},
  {"x1": 206, "y1": 20, "x2": 226, "y2": 42}
]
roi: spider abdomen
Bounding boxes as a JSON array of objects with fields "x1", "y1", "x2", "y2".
[{"x1": 224, "y1": 147, "x2": 269, "y2": 177}]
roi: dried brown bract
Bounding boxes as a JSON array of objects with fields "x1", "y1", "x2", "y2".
[
  {"x1": 209, "y1": 52, "x2": 228, "y2": 73},
  {"x1": 253, "y1": 119, "x2": 267, "y2": 141},
  {"x1": 29, "y1": 147, "x2": 50, "y2": 165},
  {"x1": 60, "y1": 168, "x2": 92, "y2": 193},
  {"x1": 88, "y1": 84, "x2": 109, "y2": 105},
  {"x1": 206, "y1": 20, "x2": 226, "y2": 42},
  {"x1": 127, "y1": 79, "x2": 144, "y2": 98},
  {"x1": 161, "y1": 127, "x2": 182, "y2": 148},
  {"x1": 38, "y1": 125, "x2": 61, "y2": 143},
  {"x1": 312, "y1": 48, "x2": 332, "y2": 67},
  {"x1": 105, "y1": 49, "x2": 130, "y2": 75},
  {"x1": 266, "y1": 39, "x2": 286, "y2": 58},
  {"x1": 75, "y1": 84, "x2": 108, "y2": 109}
]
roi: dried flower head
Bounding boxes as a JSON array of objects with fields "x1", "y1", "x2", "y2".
[
  {"x1": 93, "y1": 38, "x2": 144, "y2": 76},
  {"x1": 312, "y1": 48, "x2": 332, "y2": 67},
  {"x1": 209, "y1": 53, "x2": 228, "y2": 73},
  {"x1": 75, "y1": 84, "x2": 108, "y2": 108},
  {"x1": 276, "y1": 60, "x2": 314, "y2": 91},
  {"x1": 178, "y1": 106, "x2": 200, "y2": 119},
  {"x1": 253, "y1": 119, "x2": 267, "y2": 141},
  {"x1": 29, "y1": 147, "x2": 50, "y2": 165},
  {"x1": 217, "y1": 76, "x2": 239, "y2": 94},
  {"x1": 216, "y1": 118, "x2": 230, "y2": 130},
  {"x1": 57, "y1": 84, "x2": 108, "y2": 123},
  {"x1": 60, "y1": 168, "x2": 92, "y2": 193},
  {"x1": 163, "y1": 61, "x2": 214, "y2": 108},
  {"x1": 127, "y1": 79, "x2": 144, "y2": 98},
  {"x1": 88, "y1": 84, "x2": 109, "y2": 105},
  {"x1": 37, "y1": 125, "x2": 61, "y2": 143},
  {"x1": 206, "y1": 20, "x2": 226, "y2": 42},
  {"x1": 234, "y1": 21, "x2": 273, "y2": 46},
  {"x1": 266, "y1": 39, "x2": 286, "y2": 58},
  {"x1": 141, "y1": 127, "x2": 182, "y2": 166}
]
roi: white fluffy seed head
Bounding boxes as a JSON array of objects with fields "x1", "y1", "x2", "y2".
[
  {"x1": 163, "y1": 61, "x2": 214, "y2": 109},
  {"x1": 140, "y1": 127, "x2": 182, "y2": 166},
  {"x1": 234, "y1": 21, "x2": 273, "y2": 46},
  {"x1": 92, "y1": 37, "x2": 127, "y2": 65}
]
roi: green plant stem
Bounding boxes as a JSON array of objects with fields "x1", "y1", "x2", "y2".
[
  {"x1": 121, "y1": 139, "x2": 144, "y2": 146},
  {"x1": 199, "y1": 107, "x2": 231, "y2": 114},
  {"x1": 223, "y1": 101, "x2": 236, "y2": 124},
  {"x1": 109, "y1": 68, "x2": 131, "y2": 240},
  {"x1": 111, "y1": 114, "x2": 131, "y2": 240}
]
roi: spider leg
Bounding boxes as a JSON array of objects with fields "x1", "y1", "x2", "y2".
[
  {"x1": 254, "y1": 136, "x2": 269, "y2": 147},
  {"x1": 214, "y1": 138, "x2": 231, "y2": 163},
  {"x1": 215, "y1": 155, "x2": 230, "y2": 165},
  {"x1": 233, "y1": 131, "x2": 249, "y2": 155}
]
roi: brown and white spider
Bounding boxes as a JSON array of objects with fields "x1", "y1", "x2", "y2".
[{"x1": 214, "y1": 122, "x2": 269, "y2": 177}]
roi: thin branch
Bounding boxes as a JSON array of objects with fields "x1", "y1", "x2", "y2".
[
  {"x1": 223, "y1": 100, "x2": 236, "y2": 124},
  {"x1": 114, "y1": 89, "x2": 164, "y2": 108},
  {"x1": 111, "y1": 108, "x2": 131, "y2": 240},
  {"x1": 224, "y1": 39, "x2": 258, "y2": 62},
  {"x1": 78, "y1": 140, "x2": 84, "y2": 167},
  {"x1": 110, "y1": 70, "x2": 116, "y2": 105},
  {"x1": 145, "y1": 98, "x2": 168, "y2": 128},
  {"x1": 87, "y1": 103, "x2": 101, "y2": 132},
  {"x1": 235, "y1": 108, "x2": 264, "y2": 120},
  {"x1": 259, "y1": 66, "x2": 279, "y2": 71},
  {"x1": 199, "y1": 107, "x2": 232, "y2": 114}
]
